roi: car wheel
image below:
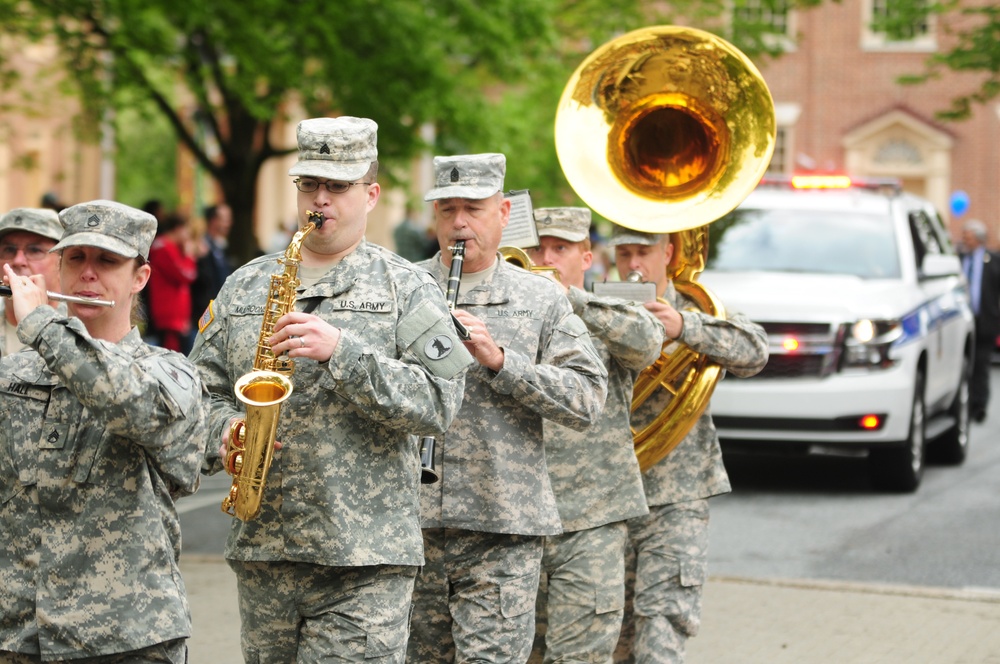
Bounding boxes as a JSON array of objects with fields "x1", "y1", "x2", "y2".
[
  {"x1": 932, "y1": 354, "x2": 970, "y2": 465},
  {"x1": 870, "y1": 371, "x2": 925, "y2": 492}
]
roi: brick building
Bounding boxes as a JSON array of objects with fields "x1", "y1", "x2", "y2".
[{"x1": 750, "y1": 0, "x2": 999, "y2": 243}]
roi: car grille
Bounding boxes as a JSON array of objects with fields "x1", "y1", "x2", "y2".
[
  {"x1": 734, "y1": 321, "x2": 843, "y2": 380},
  {"x1": 753, "y1": 354, "x2": 826, "y2": 379}
]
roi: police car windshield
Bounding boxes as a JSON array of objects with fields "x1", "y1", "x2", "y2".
[{"x1": 707, "y1": 208, "x2": 901, "y2": 279}]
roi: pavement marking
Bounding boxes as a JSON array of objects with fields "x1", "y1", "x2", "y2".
[{"x1": 711, "y1": 575, "x2": 1000, "y2": 603}]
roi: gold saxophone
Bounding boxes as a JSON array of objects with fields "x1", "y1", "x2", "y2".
[{"x1": 221, "y1": 210, "x2": 324, "y2": 521}]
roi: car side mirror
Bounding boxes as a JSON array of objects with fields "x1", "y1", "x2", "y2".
[{"x1": 920, "y1": 254, "x2": 961, "y2": 280}]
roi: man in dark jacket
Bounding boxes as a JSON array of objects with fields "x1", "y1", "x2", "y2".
[
  {"x1": 959, "y1": 218, "x2": 1000, "y2": 422},
  {"x1": 191, "y1": 203, "x2": 234, "y2": 329}
]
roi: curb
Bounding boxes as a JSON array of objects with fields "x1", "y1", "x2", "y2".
[{"x1": 708, "y1": 574, "x2": 1000, "y2": 603}]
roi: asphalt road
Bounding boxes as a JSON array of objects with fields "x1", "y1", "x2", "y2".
[
  {"x1": 181, "y1": 368, "x2": 1000, "y2": 594},
  {"x1": 709, "y1": 366, "x2": 1000, "y2": 591},
  {"x1": 178, "y1": 472, "x2": 233, "y2": 556}
]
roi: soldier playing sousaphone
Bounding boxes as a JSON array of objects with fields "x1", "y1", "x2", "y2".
[
  {"x1": 609, "y1": 225, "x2": 768, "y2": 663},
  {"x1": 525, "y1": 207, "x2": 664, "y2": 663}
]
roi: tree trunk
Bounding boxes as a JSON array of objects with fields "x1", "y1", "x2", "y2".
[{"x1": 218, "y1": 173, "x2": 260, "y2": 267}]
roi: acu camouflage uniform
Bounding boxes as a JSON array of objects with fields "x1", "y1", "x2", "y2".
[
  {"x1": 408, "y1": 256, "x2": 608, "y2": 664},
  {"x1": 0, "y1": 207, "x2": 65, "y2": 360},
  {"x1": 1, "y1": 301, "x2": 69, "y2": 359},
  {"x1": 190, "y1": 239, "x2": 472, "y2": 661},
  {"x1": 530, "y1": 287, "x2": 663, "y2": 664},
  {"x1": 614, "y1": 280, "x2": 768, "y2": 664},
  {"x1": 0, "y1": 305, "x2": 207, "y2": 661}
]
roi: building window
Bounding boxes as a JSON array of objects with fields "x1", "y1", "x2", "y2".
[
  {"x1": 873, "y1": 138, "x2": 924, "y2": 166},
  {"x1": 732, "y1": 0, "x2": 795, "y2": 51},
  {"x1": 862, "y1": 0, "x2": 935, "y2": 51},
  {"x1": 734, "y1": 0, "x2": 790, "y2": 34},
  {"x1": 767, "y1": 127, "x2": 789, "y2": 174}
]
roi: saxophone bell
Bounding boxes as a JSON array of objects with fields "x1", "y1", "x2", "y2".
[{"x1": 221, "y1": 370, "x2": 294, "y2": 520}]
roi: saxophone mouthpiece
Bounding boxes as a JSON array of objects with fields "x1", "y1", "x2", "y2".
[{"x1": 307, "y1": 210, "x2": 325, "y2": 229}]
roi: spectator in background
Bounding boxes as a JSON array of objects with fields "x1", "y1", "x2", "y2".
[
  {"x1": 266, "y1": 216, "x2": 297, "y2": 254},
  {"x1": 142, "y1": 199, "x2": 166, "y2": 224},
  {"x1": 148, "y1": 211, "x2": 198, "y2": 353},
  {"x1": 191, "y1": 203, "x2": 234, "y2": 331},
  {"x1": 585, "y1": 224, "x2": 614, "y2": 289},
  {"x1": 140, "y1": 199, "x2": 167, "y2": 339},
  {"x1": 959, "y1": 218, "x2": 1000, "y2": 422},
  {"x1": 40, "y1": 191, "x2": 66, "y2": 212},
  {"x1": 392, "y1": 203, "x2": 438, "y2": 262}
]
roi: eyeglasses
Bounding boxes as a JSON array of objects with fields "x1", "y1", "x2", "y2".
[
  {"x1": 293, "y1": 178, "x2": 371, "y2": 194},
  {"x1": 0, "y1": 244, "x2": 51, "y2": 261}
]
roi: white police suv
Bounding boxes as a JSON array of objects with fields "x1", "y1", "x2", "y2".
[{"x1": 700, "y1": 175, "x2": 974, "y2": 492}]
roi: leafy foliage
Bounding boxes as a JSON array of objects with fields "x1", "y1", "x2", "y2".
[
  {"x1": 0, "y1": 0, "x2": 801, "y2": 259},
  {"x1": 114, "y1": 101, "x2": 178, "y2": 212},
  {"x1": 878, "y1": 0, "x2": 1000, "y2": 120}
]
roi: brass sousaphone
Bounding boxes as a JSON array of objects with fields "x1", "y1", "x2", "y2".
[{"x1": 555, "y1": 25, "x2": 775, "y2": 471}]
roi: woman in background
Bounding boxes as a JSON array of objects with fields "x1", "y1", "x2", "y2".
[{"x1": 148, "y1": 210, "x2": 198, "y2": 353}]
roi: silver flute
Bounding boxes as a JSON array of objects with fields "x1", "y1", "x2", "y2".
[{"x1": 0, "y1": 284, "x2": 115, "y2": 307}]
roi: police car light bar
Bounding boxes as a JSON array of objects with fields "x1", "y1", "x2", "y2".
[
  {"x1": 758, "y1": 174, "x2": 902, "y2": 194},
  {"x1": 792, "y1": 175, "x2": 851, "y2": 189}
]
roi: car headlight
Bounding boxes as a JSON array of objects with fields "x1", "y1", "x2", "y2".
[{"x1": 842, "y1": 319, "x2": 903, "y2": 369}]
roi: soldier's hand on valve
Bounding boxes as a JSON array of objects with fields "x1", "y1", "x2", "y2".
[
  {"x1": 2, "y1": 263, "x2": 47, "y2": 321},
  {"x1": 453, "y1": 309, "x2": 505, "y2": 371},
  {"x1": 220, "y1": 415, "x2": 282, "y2": 464},
  {"x1": 644, "y1": 298, "x2": 684, "y2": 340},
  {"x1": 269, "y1": 311, "x2": 342, "y2": 362}
]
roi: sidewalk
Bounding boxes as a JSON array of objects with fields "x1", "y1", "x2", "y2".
[{"x1": 181, "y1": 555, "x2": 1000, "y2": 663}]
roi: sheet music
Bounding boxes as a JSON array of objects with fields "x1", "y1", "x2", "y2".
[
  {"x1": 591, "y1": 281, "x2": 658, "y2": 303},
  {"x1": 500, "y1": 190, "x2": 539, "y2": 249}
]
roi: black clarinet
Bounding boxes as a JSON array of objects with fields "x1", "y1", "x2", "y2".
[{"x1": 419, "y1": 241, "x2": 469, "y2": 484}]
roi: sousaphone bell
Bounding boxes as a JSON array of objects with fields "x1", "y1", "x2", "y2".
[{"x1": 555, "y1": 25, "x2": 775, "y2": 470}]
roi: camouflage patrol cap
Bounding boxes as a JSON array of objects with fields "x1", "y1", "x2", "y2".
[
  {"x1": 425, "y1": 153, "x2": 506, "y2": 201},
  {"x1": 0, "y1": 207, "x2": 64, "y2": 242},
  {"x1": 534, "y1": 207, "x2": 591, "y2": 243},
  {"x1": 288, "y1": 116, "x2": 378, "y2": 183},
  {"x1": 52, "y1": 200, "x2": 157, "y2": 260},
  {"x1": 605, "y1": 224, "x2": 668, "y2": 248}
]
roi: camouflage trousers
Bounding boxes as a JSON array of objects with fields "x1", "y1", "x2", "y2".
[
  {"x1": 614, "y1": 500, "x2": 710, "y2": 664},
  {"x1": 529, "y1": 521, "x2": 629, "y2": 664},
  {"x1": 0, "y1": 639, "x2": 186, "y2": 663},
  {"x1": 407, "y1": 528, "x2": 543, "y2": 663},
  {"x1": 229, "y1": 560, "x2": 417, "y2": 663}
]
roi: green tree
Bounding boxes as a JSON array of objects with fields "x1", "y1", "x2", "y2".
[
  {"x1": 874, "y1": 0, "x2": 1000, "y2": 120},
  {"x1": 442, "y1": 0, "x2": 811, "y2": 211},
  {"x1": 115, "y1": 101, "x2": 178, "y2": 212},
  {"x1": 0, "y1": 0, "x2": 559, "y2": 261},
  {"x1": 0, "y1": 1, "x2": 800, "y2": 260}
]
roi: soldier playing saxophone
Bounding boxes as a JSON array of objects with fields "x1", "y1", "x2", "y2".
[{"x1": 190, "y1": 116, "x2": 473, "y2": 663}]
